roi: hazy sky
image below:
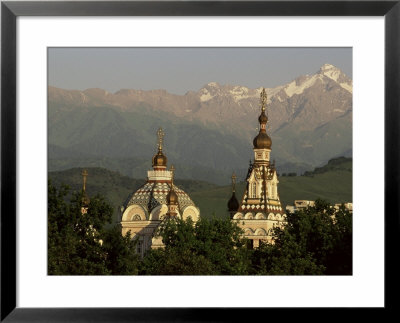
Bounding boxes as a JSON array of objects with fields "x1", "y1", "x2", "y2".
[{"x1": 49, "y1": 48, "x2": 352, "y2": 95}]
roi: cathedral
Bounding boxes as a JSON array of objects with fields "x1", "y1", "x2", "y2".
[
  {"x1": 119, "y1": 89, "x2": 283, "y2": 253},
  {"x1": 227, "y1": 88, "x2": 285, "y2": 247},
  {"x1": 120, "y1": 128, "x2": 200, "y2": 256}
]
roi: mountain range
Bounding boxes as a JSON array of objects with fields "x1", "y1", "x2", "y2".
[{"x1": 49, "y1": 63, "x2": 352, "y2": 185}]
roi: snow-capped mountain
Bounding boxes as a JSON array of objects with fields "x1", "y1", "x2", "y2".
[
  {"x1": 48, "y1": 64, "x2": 352, "y2": 180},
  {"x1": 187, "y1": 63, "x2": 352, "y2": 135}
]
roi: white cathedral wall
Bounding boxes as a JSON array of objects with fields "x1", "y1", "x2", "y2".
[
  {"x1": 255, "y1": 212, "x2": 266, "y2": 220},
  {"x1": 149, "y1": 204, "x2": 168, "y2": 221},
  {"x1": 182, "y1": 206, "x2": 200, "y2": 222},
  {"x1": 121, "y1": 204, "x2": 148, "y2": 222}
]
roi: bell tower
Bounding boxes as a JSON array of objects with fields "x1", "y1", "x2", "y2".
[
  {"x1": 228, "y1": 88, "x2": 284, "y2": 247},
  {"x1": 253, "y1": 88, "x2": 272, "y2": 166},
  {"x1": 81, "y1": 169, "x2": 90, "y2": 215}
]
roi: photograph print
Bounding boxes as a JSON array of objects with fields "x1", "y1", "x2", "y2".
[{"x1": 48, "y1": 47, "x2": 352, "y2": 275}]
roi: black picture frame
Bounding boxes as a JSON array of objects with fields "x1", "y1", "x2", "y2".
[{"x1": 1, "y1": 1, "x2": 399, "y2": 321}]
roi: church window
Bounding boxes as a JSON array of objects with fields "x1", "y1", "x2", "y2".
[
  {"x1": 132, "y1": 214, "x2": 141, "y2": 221},
  {"x1": 252, "y1": 182, "x2": 257, "y2": 198}
]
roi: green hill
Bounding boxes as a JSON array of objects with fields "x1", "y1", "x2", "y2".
[
  {"x1": 48, "y1": 167, "x2": 218, "y2": 224},
  {"x1": 48, "y1": 157, "x2": 352, "y2": 222},
  {"x1": 189, "y1": 157, "x2": 352, "y2": 217}
]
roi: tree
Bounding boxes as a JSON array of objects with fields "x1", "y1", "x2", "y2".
[
  {"x1": 140, "y1": 217, "x2": 251, "y2": 275},
  {"x1": 48, "y1": 180, "x2": 139, "y2": 275},
  {"x1": 252, "y1": 199, "x2": 352, "y2": 275},
  {"x1": 102, "y1": 226, "x2": 139, "y2": 275}
]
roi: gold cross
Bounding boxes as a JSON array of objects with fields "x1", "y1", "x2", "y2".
[
  {"x1": 81, "y1": 169, "x2": 88, "y2": 192},
  {"x1": 231, "y1": 172, "x2": 237, "y2": 192},
  {"x1": 260, "y1": 88, "x2": 267, "y2": 112},
  {"x1": 157, "y1": 127, "x2": 165, "y2": 151}
]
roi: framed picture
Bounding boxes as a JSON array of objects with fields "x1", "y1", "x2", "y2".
[{"x1": 1, "y1": 0, "x2": 399, "y2": 320}]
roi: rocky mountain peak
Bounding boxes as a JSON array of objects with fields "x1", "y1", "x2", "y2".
[
  {"x1": 318, "y1": 64, "x2": 352, "y2": 92},
  {"x1": 318, "y1": 63, "x2": 342, "y2": 80}
]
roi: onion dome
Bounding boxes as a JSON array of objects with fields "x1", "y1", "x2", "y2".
[
  {"x1": 253, "y1": 132, "x2": 272, "y2": 149},
  {"x1": 253, "y1": 88, "x2": 272, "y2": 149},
  {"x1": 258, "y1": 110, "x2": 268, "y2": 124},
  {"x1": 167, "y1": 185, "x2": 179, "y2": 205},
  {"x1": 228, "y1": 172, "x2": 239, "y2": 213},
  {"x1": 152, "y1": 151, "x2": 167, "y2": 167},
  {"x1": 152, "y1": 127, "x2": 168, "y2": 168},
  {"x1": 167, "y1": 165, "x2": 178, "y2": 205},
  {"x1": 228, "y1": 192, "x2": 239, "y2": 212}
]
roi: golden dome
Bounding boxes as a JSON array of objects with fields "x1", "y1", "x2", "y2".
[
  {"x1": 152, "y1": 127, "x2": 168, "y2": 168},
  {"x1": 253, "y1": 88, "x2": 272, "y2": 149},
  {"x1": 253, "y1": 132, "x2": 272, "y2": 149},
  {"x1": 152, "y1": 151, "x2": 167, "y2": 167},
  {"x1": 167, "y1": 186, "x2": 179, "y2": 205},
  {"x1": 258, "y1": 111, "x2": 268, "y2": 124}
]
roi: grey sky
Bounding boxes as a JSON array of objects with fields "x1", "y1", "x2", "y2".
[{"x1": 48, "y1": 48, "x2": 352, "y2": 95}]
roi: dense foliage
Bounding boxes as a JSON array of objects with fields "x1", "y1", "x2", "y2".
[
  {"x1": 139, "y1": 217, "x2": 251, "y2": 275},
  {"x1": 49, "y1": 181, "x2": 352, "y2": 275},
  {"x1": 251, "y1": 199, "x2": 352, "y2": 275},
  {"x1": 48, "y1": 180, "x2": 139, "y2": 275}
]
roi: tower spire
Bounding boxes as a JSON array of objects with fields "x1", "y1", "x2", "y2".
[
  {"x1": 227, "y1": 171, "x2": 239, "y2": 216},
  {"x1": 157, "y1": 127, "x2": 165, "y2": 152},
  {"x1": 81, "y1": 169, "x2": 88, "y2": 193},
  {"x1": 260, "y1": 87, "x2": 267, "y2": 113},
  {"x1": 152, "y1": 127, "x2": 168, "y2": 169},
  {"x1": 253, "y1": 88, "x2": 272, "y2": 152},
  {"x1": 258, "y1": 88, "x2": 268, "y2": 132},
  {"x1": 81, "y1": 169, "x2": 90, "y2": 214},
  {"x1": 231, "y1": 172, "x2": 237, "y2": 193}
]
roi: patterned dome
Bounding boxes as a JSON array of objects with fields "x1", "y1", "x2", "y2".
[{"x1": 124, "y1": 181, "x2": 196, "y2": 215}]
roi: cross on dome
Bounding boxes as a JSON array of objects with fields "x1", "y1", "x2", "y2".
[
  {"x1": 253, "y1": 88, "x2": 271, "y2": 150},
  {"x1": 152, "y1": 127, "x2": 168, "y2": 168},
  {"x1": 260, "y1": 88, "x2": 267, "y2": 112},
  {"x1": 81, "y1": 169, "x2": 88, "y2": 192},
  {"x1": 157, "y1": 127, "x2": 165, "y2": 151},
  {"x1": 231, "y1": 172, "x2": 237, "y2": 192}
]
